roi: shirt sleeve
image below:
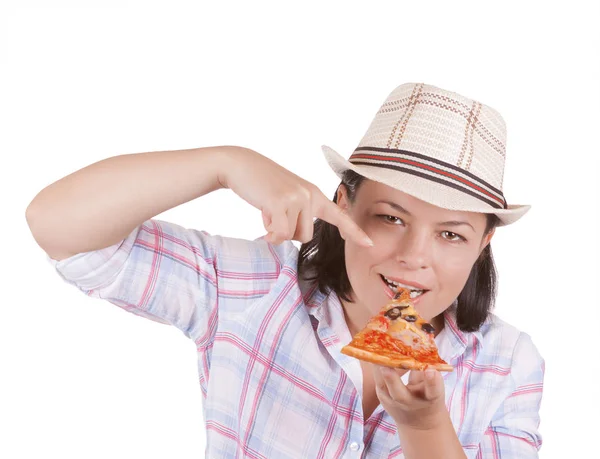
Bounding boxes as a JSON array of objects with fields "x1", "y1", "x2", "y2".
[
  {"x1": 45, "y1": 219, "x2": 230, "y2": 341},
  {"x1": 476, "y1": 332, "x2": 545, "y2": 458}
]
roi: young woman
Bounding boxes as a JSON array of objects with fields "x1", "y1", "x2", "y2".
[{"x1": 26, "y1": 82, "x2": 544, "y2": 458}]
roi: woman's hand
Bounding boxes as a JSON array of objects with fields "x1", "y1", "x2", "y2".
[
  {"x1": 221, "y1": 147, "x2": 373, "y2": 247},
  {"x1": 372, "y1": 365, "x2": 448, "y2": 430}
]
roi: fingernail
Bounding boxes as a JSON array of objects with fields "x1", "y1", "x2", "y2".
[
  {"x1": 364, "y1": 236, "x2": 374, "y2": 247},
  {"x1": 425, "y1": 370, "x2": 436, "y2": 380}
]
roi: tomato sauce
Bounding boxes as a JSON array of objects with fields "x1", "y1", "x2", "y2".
[{"x1": 358, "y1": 329, "x2": 446, "y2": 365}]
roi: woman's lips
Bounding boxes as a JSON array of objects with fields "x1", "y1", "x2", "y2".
[{"x1": 380, "y1": 274, "x2": 428, "y2": 304}]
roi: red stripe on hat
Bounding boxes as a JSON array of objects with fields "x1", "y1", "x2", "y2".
[{"x1": 350, "y1": 153, "x2": 505, "y2": 207}]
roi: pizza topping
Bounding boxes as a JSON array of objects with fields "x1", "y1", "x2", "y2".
[
  {"x1": 421, "y1": 323, "x2": 435, "y2": 334},
  {"x1": 359, "y1": 329, "x2": 446, "y2": 365},
  {"x1": 370, "y1": 315, "x2": 390, "y2": 332},
  {"x1": 404, "y1": 315, "x2": 418, "y2": 322},
  {"x1": 392, "y1": 328, "x2": 427, "y2": 350},
  {"x1": 384, "y1": 306, "x2": 408, "y2": 320}
]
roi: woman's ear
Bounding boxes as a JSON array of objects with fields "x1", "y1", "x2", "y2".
[
  {"x1": 480, "y1": 228, "x2": 495, "y2": 254},
  {"x1": 336, "y1": 184, "x2": 350, "y2": 211},
  {"x1": 485, "y1": 228, "x2": 495, "y2": 246},
  {"x1": 335, "y1": 185, "x2": 351, "y2": 241}
]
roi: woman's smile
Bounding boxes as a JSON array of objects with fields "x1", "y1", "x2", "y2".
[{"x1": 379, "y1": 273, "x2": 429, "y2": 303}]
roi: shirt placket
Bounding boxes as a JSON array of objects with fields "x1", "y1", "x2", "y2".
[{"x1": 311, "y1": 293, "x2": 373, "y2": 457}]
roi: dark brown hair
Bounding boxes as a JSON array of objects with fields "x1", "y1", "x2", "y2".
[{"x1": 297, "y1": 169, "x2": 500, "y2": 332}]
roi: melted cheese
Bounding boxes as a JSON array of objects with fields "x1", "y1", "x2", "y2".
[
  {"x1": 385, "y1": 302, "x2": 432, "y2": 346},
  {"x1": 391, "y1": 328, "x2": 427, "y2": 350}
]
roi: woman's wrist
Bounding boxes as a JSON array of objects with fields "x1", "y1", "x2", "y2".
[
  {"x1": 395, "y1": 410, "x2": 466, "y2": 459},
  {"x1": 393, "y1": 401, "x2": 448, "y2": 431}
]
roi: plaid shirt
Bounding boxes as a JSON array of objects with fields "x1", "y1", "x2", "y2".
[{"x1": 46, "y1": 219, "x2": 544, "y2": 458}]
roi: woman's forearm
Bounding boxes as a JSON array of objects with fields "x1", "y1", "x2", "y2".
[
  {"x1": 397, "y1": 412, "x2": 466, "y2": 459},
  {"x1": 25, "y1": 145, "x2": 245, "y2": 260}
]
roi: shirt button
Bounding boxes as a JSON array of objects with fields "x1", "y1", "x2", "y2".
[{"x1": 349, "y1": 441, "x2": 361, "y2": 452}]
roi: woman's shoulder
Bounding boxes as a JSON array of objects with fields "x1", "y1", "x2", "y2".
[
  {"x1": 478, "y1": 313, "x2": 544, "y2": 367},
  {"x1": 479, "y1": 313, "x2": 521, "y2": 344}
]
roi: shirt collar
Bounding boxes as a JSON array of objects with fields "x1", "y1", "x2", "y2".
[
  {"x1": 440, "y1": 301, "x2": 486, "y2": 361},
  {"x1": 303, "y1": 283, "x2": 334, "y2": 334},
  {"x1": 299, "y1": 273, "x2": 328, "y2": 317}
]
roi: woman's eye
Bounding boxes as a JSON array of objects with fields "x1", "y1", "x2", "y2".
[
  {"x1": 441, "y1": 231, "x2": 464, "y2": 242},
  {"x1": 380, "y1": 215, "x2": 404, "y2": 225}
]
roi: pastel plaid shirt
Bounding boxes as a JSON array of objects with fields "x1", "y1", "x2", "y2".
[{"x1": 46, "y1": 219, "x2": 544, "y2": 458}]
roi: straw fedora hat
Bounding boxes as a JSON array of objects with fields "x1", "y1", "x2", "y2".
[{"x1": 322, "y1": 82, "x2": 530, "y2": 226}]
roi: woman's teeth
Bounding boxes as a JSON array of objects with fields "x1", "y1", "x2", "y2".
[{"x1": 381, "y1": 275, "x2": 426, "y2": 298}]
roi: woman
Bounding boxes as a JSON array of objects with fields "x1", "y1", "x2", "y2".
[{"x1": 26, "y1": 82, "x2": 544, "y2": 458}]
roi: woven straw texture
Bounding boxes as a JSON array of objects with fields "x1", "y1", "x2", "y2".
[{"x1": 322, "y1": 82, "x2": 530, "y2": 226}]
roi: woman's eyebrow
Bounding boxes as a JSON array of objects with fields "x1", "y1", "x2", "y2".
[
  {"x1": 375, "y1": 200, "x2": 412, "y2": 215},
  {"x1": 439, "y1": 220, "x2": 475, "y2": 232}
]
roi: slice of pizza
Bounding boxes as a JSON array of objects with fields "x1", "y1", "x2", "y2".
[{"x1": 341, "y1": 288, "x2": 453, "y2": 371}]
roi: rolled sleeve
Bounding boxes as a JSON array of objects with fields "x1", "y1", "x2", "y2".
[
  {"x1": 46, "y1": 219, "x2": 220, "y2": 340},
  {"x1": 477, "y1": 332, "x2": 545, "y2": 458}
]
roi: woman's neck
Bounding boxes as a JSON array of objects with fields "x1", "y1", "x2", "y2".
[{"x1": 340, "y1": 298, "x2": 372, "y2": 337}]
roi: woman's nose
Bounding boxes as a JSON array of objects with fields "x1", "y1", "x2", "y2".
[{"x1": 394, "y1": 229, "x2": 430, "y2": 270}]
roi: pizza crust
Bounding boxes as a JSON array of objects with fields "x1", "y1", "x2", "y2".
[{"x1": 341, "y1": 344, "x2": 454, "y2": 372}]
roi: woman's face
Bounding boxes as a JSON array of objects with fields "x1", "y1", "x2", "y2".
[{"x1": 337, "y1": 179, "x2": 494, "y2": 324}]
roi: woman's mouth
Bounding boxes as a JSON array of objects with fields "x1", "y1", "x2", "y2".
[{"x1": 379, "y1": 274, "x2": 429, "y2": 302}]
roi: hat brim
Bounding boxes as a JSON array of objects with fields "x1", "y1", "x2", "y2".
[{"x1": 322, "y1": 145, "x2": 530, "y2": 226}]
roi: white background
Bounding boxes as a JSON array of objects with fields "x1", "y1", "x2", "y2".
[{"x1": 2, "y1": 1, "x2": 599, "y2": 458}]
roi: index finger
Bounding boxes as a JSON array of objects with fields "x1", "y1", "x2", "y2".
[{"x1": 315, "y1": 198, "x2": 374, "y2": 247}]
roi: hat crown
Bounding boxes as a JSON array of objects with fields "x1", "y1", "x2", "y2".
[
  {"x1": 321, "y1": 82, "x2": 530, "y2": 225},
  {"x1": 356, "y1": 82, "x2": 507, "y2": 191}
]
